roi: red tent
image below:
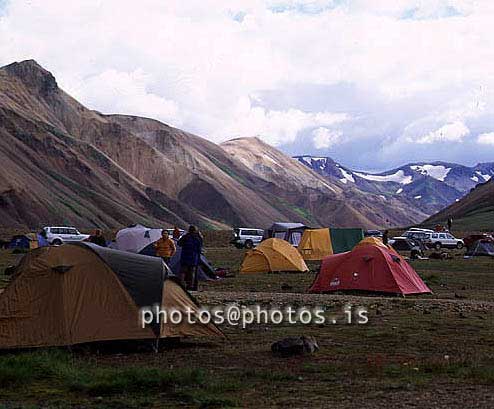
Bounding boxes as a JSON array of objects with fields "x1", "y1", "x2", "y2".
[{"x1": 309, "y1": 242, "x2": 431, "y2": 295}]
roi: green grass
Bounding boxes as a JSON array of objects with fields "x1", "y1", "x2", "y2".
[
  {"x1": 1, "y1": 246, "x2": 494, "y2": 407},
  {"x1": 0, "y1": 350, "x2": 239, "y2": 408}
]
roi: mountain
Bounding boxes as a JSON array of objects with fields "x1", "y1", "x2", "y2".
[
  {"x1": 295, "y1": 156, "x2": 494, "y2": 215},
  {"x1": 0, "y1": 60, "x2": 288, "y2": 229},
  {"x1": 221, "y1": 137, "x2": 428, "y2": 228},
  {"x1": 0, "y1": 59, "x2": 427, "y2": 230},
  {"x1": 424, "y1": 180, "x2": 494, "y2": 231}
]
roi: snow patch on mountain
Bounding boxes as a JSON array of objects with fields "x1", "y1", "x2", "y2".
[
  {"x1": 339, "y1": 168, "x2": 355, "y2": 184},
  {"x1": 396, "y1": 188, "x2": 403, "y2": 194},
  {"x1": 410, "y1": 164, "x2": 451, "y2": 181},
  {"x1": 354, "y1": 170, "x2": 413, "y2": 185},
  {"x1": 475, "y1": 171, "x2": 492, "y2": 182}
]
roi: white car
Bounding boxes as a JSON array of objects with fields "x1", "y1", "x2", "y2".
[
  {"x1": 425, "y1": 232, "x2": 464, "y2": 250},
  {"x1": 231, "y1": 227, "x2": 264, "y2": 249},
  {"x1": 43, "y1": 227, "x2": 90, "y2": 245}
]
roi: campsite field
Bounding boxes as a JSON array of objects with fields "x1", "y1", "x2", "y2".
[{"x1": 0, "y1": 247, "x2": 493, "y2": 408}]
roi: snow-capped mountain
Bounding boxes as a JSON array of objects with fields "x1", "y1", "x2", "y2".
[{"x1": 294, "y1": 156, "x2": 494, "y2": 215}]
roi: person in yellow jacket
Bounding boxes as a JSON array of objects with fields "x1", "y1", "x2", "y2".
[{"x1": 154, "y1": 230, "x2": 176, "y2": 263}]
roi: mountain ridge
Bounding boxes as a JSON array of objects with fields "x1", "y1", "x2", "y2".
[
  {"x1": 1, "y1": 59, "x2": 426, "y2": 230},
  {"x1": 295, "y1": 155, "x2": 494, "y2": 215},
  {"x1": 0, "y1": 59, "x2": 475, "y2": 230}
]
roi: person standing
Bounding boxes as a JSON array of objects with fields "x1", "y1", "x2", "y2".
[
  {"x1": 447, "y1": 217, "x2": 453, "y2": 232},
  {"x1": 88, "y1": 229, "x2": 107, "y2": 247},
  {"x1": 177, "y1": 225, "x2": 203, "y2": 291},
  {"x1": 172, "y1": 226, "x2": 181, "y2": 240},
  {"x1": 382, "y1": 230, "x2": 389, "y2": 246},
  {"x1": 154, "y1": 230, "x2": 176, "y2": 264}
]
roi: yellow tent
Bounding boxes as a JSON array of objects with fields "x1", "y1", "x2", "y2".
[
  {"x1": 354, "y1": 236, "x2": 386, "y2": 248},
  {"x1": 354, "y1": 236, "x2": 400, "y2": 255},
  {"x1": 298, "y1": 228, "x2": 333, "y2": 260},
  {"x1": 240, "y1": 238, "x2": 309, "y2": 273}
]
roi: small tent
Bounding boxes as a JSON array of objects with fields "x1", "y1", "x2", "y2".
[
  {"x1": 240, "y1": 238, "x2": 308, "y2": 273},
  {"x1": 329, "y1": 228, "x2": 364, "y2": 253},
  {"x1": 266, "y1": 223, "x2": 308, "y2": 247},
  {"x1": 309, "y1": 239, "x2": 431, "y2": 295},
  {"x1": 298, "y1": 228, "x2": 333, "y2": 260},
  {"x1": 0, "y1": 243, "x2": 223, "y2": 350},
  {"x1": 8, "y1": 233, "x2": 39, "y2": 250},
  {"x1": 113, "y1": 225, "x2": 217, "y2": 281},
  {"x1": 298, "y1": 228, "x2": 365, "y2": 260},
  {"x1": 354, "y1": 236, "x2": 387, "y2": 249},
  {"x1": 465, "y1": 240, "x2": 494, "y2": 257},
  {"x1": 113, "y1": 224, "x2": 162, "y2": 254},
  {"x1": 167, "y1": 246, "x2": 219, "y2": 281}
]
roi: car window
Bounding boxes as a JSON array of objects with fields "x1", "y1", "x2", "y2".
[
  {"x1": 51, "y1": 228, "x2": 60, "y2": 234},
  {"x1": 439, "y1": 234, "x2": 446, "y2": 239},
  {"x1": 274, "y1": 232, "x2": 286, "y2": 240},
  {"x1": 68, "y1": 228, "x2": 78, "y2": 235},
  {"x1": 446, "y1": 234, "x2": 454, "y2": 239},
  {"x1": 432, "y1": 234, "x2": 438, "y2": 239}
]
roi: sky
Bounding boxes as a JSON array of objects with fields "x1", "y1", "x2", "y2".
[{"x1": 1, "y1": 0, "x2": 494, "y2": 171}]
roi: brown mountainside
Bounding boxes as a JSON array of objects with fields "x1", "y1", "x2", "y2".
[{"x1": 0, "y1": 60, "x2": 427, "y2": 230}]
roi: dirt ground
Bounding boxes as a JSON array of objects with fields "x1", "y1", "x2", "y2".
[{"x1": 0, "y1": 245, "x2": 493, "y2": 409}]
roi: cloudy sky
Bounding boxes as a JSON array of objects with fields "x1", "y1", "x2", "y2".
[{"x1": 1, "y1": 0, "x2": 493, "y2": 171}]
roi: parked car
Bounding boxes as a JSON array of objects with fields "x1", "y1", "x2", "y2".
[
  {"x1": 43, "y1": 227, "x2": 90, "y2": 245},
  {"x1": 231, "y1": 228, "x2": 264, "y2": 249},
  {"x1": 364, "y1": 230, "x2": 383, "y2": 238},
  {"x1": 424, "y1": 232, "x2": 464, "y2": 250},
  {"x1": 407, "y1": 228, "x2": 434, "y2": 233},
  {"x1": 402, "y1": 230, "x2": 430, "y2": 242},
  {"x1": 389, "y1": 237, "x2": 425, "y2": 259}
]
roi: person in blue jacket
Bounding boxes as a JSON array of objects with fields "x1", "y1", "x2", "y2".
[{"x1": 177, "y1": 225, "x2": 203, "y2": 291}]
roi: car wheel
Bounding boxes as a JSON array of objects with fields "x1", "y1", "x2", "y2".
[
  {"x1": 52, "y1": 239, "x2": 62, "y2": 246},
  {"x1": 244, "y1": 240, "x2": 254, "y2": 249},
  {"x1": 434, "y1": 242, "x2": 442, "y2": 250},
  {"x1": 456, "y1": 242, "x2": 464, "y2": 249}
]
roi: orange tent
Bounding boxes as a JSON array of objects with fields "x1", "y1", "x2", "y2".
[
  {"x1": 240, "y1": 238, "x2": 308, "y2": 273},
  {"x1": 0, "y1": 243, "x2": 223, "y2": 350}
]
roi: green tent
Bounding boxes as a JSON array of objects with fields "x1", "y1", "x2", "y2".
[{"x1": 329, "y1": 228, "x2": 364, "y2": 254}]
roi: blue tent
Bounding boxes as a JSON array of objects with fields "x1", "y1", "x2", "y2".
[
  {"x1": 140, "y1": 242, "x2": 218, "y2": 281},
  {"x1": 8, "y1": 234, "x2": 38, "y2": 250}
]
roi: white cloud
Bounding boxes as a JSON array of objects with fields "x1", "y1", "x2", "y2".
[
  {"x1": 0, "y1": 0, "x2": 493, "y2": 161},
  {"x1": 220, "y1": 96, "x2": 348, "y2": 145},
  {"x1": 414, "y1": 121, "x2": 470, "y2": 144},
  {"x1": 477, "y1": 132, "x2": 494, "y2": 145},
  {"x1": 312, "y1": 127, "x2": 342, "y2": 149},
  {"x1": 75, "y1": 69, "x2": 182, "y2": 126}
]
